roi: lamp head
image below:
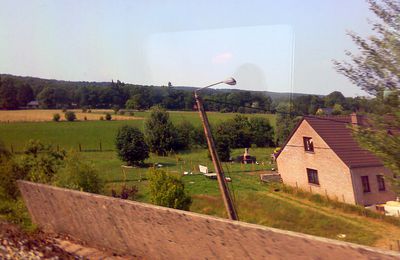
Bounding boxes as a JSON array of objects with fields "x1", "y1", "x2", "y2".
[{"x1": 222, "y1": 77, "x2": 236, "y2": 86}]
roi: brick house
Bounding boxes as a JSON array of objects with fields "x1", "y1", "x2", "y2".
[{"x1": 275, "y1": 114, "x2": 396, "y2": 206}]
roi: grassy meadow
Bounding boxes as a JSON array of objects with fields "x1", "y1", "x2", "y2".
[{"x1": 1, "y1": 109, "x2": 400, "y2": 249}]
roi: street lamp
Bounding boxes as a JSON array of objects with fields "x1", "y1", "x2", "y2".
[{"x1": 194, "y1": 77, "x2": 238, "y2": 221}]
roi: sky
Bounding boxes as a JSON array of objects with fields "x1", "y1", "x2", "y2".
[{"x1": 0, "y1": 0, "x2": 377, "y2": 96}]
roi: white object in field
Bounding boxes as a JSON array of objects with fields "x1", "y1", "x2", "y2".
[
  {"x1": 384, "y1": 201, "x2": 400, "y2": 217},
  {"x1": 183, "y1": 171, "x2": 189, "y2": 175},
  {"x1": 199, "y1": 165, "x2": 209, "y2": 174}
]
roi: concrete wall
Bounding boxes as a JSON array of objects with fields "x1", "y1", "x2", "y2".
[
  {"x1": 18, "y1": 181, "x2": 399, "y2": 259},
  {"x1": 277, "y1": 120, "x2": 356, "y2": 204}
]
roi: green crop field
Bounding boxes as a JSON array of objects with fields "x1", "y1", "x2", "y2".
[{"x1": 1, "y1": 110, "x2": 400, "y2": 249}]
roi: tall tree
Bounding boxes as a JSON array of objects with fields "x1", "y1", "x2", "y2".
[
  {"x1": 334, "y1": 0, "x2": 400, "y2": 195},
  {"x1": 144, "y1": 106, "x2": 175, "y2": 155},
  {"x1": 0, "y1": 78, "x2": 19, "y2": 109}
]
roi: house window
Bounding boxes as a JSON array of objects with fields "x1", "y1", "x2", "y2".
[
  {"x1": 303, "y1": 137, "x2": 314, "y2": 152},
  {"x1": 361, "y1": 176, "x2": 370, "y2": 193},
  {"x1": 377, "y1": 175, "x2": 386, "y2": 191},
  {"x1": 307, "y1": 168, "x2": 319, "y2": 185}
]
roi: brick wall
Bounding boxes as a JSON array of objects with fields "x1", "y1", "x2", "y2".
[
  {"x1": 277, "y1": 120, "x2": 356, "y2": 204},
  {"x1": 18, "y1": 181, "x2": 399, "y2": 259},
  {"x1": 276, "y1": 120, "x2": 396, "y2": 206},
  {"x1": 351, "y1": 167, "x2": 396, "y2": 205}
]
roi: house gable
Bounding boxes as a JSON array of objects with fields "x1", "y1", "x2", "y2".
[{"x1": 276, "y1": 119, "x2": 356, "y2": 204}]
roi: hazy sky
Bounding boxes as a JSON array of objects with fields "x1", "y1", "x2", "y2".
[{"x1": 0, "y1": 0, "x2": 376, "y2": 96}]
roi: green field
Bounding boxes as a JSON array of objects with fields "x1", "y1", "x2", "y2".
[
  {"x1": 0, "y1": 111, "x2": 276, "y2": 151},
  {"x1": 1, "y1": 110, "x2": 400, "y2": 248}
]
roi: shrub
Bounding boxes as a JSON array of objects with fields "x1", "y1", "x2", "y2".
[
  {"x1": 119, "y1": 110, "x2": 125, "y2": 115},
  {"x1": 81, "y1": 107, "x2": 88, "y2": 113},
  {"x1": 148, "y1": 168, "x2": 192, "y2": 210},
  {"x1": 52, "y1": 113, "x2": 60, "y2": 122},
  {"x1": 20, "y1": 140, "x2": 66, "y2": 184},
  {"x1": 129, "y1": 111, "x2": 135, "y2": 116},
  {"x1": 87, "y1": 109, "x2": 92, "y2": 113},
  {"x1": 64, "y1": 111, "x2": 76, "y2": 121},
  {"x1": 53, "y1": 152, "x2": 104, "y2": 193},
  {"x1": 115, "y1": 125, "x2": 149, "y2": 166},
  {"x1": 111, "y1": 184, "x2": 138, "y2": 200},
  {"x1": 105, "y1": 113, "x2": 112, "y2": 121},
  {"x1": 84, "y1": 116, "x2": 87, "y2": 121},
  {"x1": 99, "y1": 116, "x2": 104, "y2": 120}
]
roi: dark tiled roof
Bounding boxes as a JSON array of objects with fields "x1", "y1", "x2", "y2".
[{"x1": 304, "y1": 116, "x2": 383, "y2": 168}]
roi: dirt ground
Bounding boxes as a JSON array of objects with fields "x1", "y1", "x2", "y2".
[{"x1": 0, "y1": 109, "x2": 143, "y2": 122}]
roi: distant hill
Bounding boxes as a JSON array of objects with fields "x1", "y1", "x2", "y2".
[{"x1": 0, "y1": 74, "x2": 314, "y2": 100}]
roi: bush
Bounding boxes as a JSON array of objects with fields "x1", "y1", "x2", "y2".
[
  {"x1": 115, "y1": 126, "x2": 149, "y2": 166},
  {"x1": 64, "y1": 111, "x2": 76, "y2": 122},
  {"x1": 53, "y1": 152, "x2": 104, "y2": 193},
  {"x1": 99, "y1": 116, "x2": 104, "y2": 120},
  {"x1": 129, "y1": 111, "x2": 135, "y2": 116},
  {"x1": 105, "y1": 113, "x2": 112, "y2": 121},
  {"x1": 81, "y1": 107, "x2": 87, "y2": 113},
  {"x1": 119, "y1": 110, "x2": 125, "y2": 115},
  {"x1": 52, "y1": 113, "x2": 60, "y2": 122},
  {"x1": 20, "y1": 140, "x2": 66, "y2": 184},
  {"x1": 148, "y1": 168, "x2": 192, "y2": 210},
  {"x1": 84, "y1": 116, "x2": 87, "y2": 121}
]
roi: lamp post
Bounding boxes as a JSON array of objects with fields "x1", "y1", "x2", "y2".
[{"x1": 194, "y1": 77, "x2": 239, "y2": 221}]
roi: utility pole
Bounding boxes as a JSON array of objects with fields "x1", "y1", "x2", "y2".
[{"x1": 194, "y1": 91, "x2": 238, "y2": 221}]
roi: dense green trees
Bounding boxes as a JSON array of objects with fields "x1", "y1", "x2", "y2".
[
  {"x1": 115, "y1": 126, "x2": 149, "y2": 166},
  {"x1": 16, "y1": 84, "x2": 34, "y2": 106},
  {"x1": 0, "y1": 78, "x2": 18, "y2": 109},
  {"x1": 275, "y1": 103, "x2": 299, "y2": 146}
]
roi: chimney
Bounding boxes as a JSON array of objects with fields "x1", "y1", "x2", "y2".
[{"x1": 351, "y1": 112, "x2": 361, "y2": 125}]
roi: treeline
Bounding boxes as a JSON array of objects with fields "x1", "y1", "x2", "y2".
[{"x1": 0, "y1": 74, "x2": 397, "y2": 116}]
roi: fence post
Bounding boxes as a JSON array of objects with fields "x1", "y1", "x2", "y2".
[
  {"x1": 79, "y1": 143, "x2": 82, "y2": 152},
  {"x1": 10, "y1": 144, "x2": 14, "y2": 153},
  {"x1": 99, "y1": 141, "x2": 102, "y2": 152}
]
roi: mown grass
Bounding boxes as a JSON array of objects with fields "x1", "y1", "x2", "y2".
[{"x1": 0, "y1": 111, "x2": 276, "y2": 151}]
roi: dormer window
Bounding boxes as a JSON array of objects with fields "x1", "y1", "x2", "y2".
[{"x1": 303, "y1": 137, "x2": 314, "y2": 152}]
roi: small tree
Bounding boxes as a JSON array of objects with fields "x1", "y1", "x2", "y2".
[
  {"x1": 115, "y1": 125, "x2": 149, "y2": 166},
  {"x1": 53, "y1": 113, "x2": 61, "y2": 122},
  {"x1": 64, "y1": 111, "x2": 76, "y2": 122},
  {"x1": 105, "y1": 113, "x2": 112, "y2": 121},
  {"x1": 148, "y1": 168, "x2": 192, "y2": 210},
  {"x1": 144, "y1": 106, "x2": 175, "y2": 155}
]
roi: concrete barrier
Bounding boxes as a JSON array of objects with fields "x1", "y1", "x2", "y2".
[{"x1": 18, "y1": 181, "x2": 399, "y2": 259}]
